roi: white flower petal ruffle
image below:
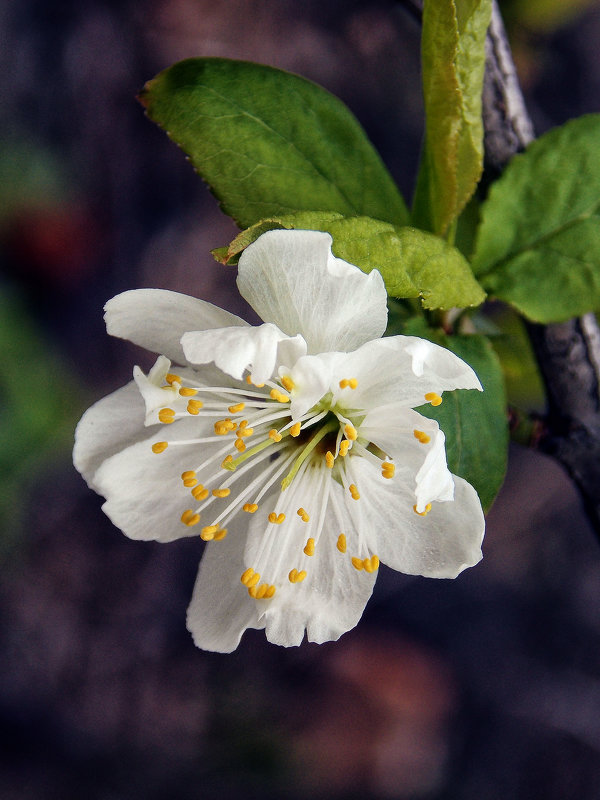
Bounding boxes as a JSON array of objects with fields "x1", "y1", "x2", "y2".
[
  {"x1": 105, "y1": 289, "x2": 248, "y2": 365},
  {"x1": 182, "y1": 322, "x2": 307, "y2": 386},
  {"x1": 237, "y1": 229, "x2": 388, "y2": 355}
]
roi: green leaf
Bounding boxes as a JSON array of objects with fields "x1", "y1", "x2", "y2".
[
  {"x1": 473, "y1": 114, "x2": 600, "y2": 322},
  {"x1": 407, "y1": 319, "x2": 508, "y2": 510},
  {"x1": 216, "y1": 212, "x2": 486, "y2": 310},
  {"x1": 139, "y1": 58, "x2": 409, "y2": 230},
  {"x1": 412, "y1": 0, "x2": 492, "y2": 236}
]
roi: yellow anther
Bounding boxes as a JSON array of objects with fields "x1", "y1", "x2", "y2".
[
  {"x1": 413, "y1": 502, "x2": 433, "y2": 517},
  {"x1": 303, "y1": 538, "x2": 315, "y2": 557},
  {"x1": 240, "y1": 567, "x2": 255, "y2": 585},
  {"x1": 200, "y1": 530, "x2": 215, "y2": 541},
  {"x1": 325, "y1": 450, "x2": 335, "y2": 469},
  {"x1": 363, "y1": 555, "x2": 380, "y2": 573},
  {"x1": 270, "y1": 388, "x2": 290, "y2": 403},
  {"x1": 222, "y1": 454, "x2": 234, "y2": 468},
  {"x1": 339, "y1": 440, "x2": 350, "y2": 457},
  {"x1": 269, "y1": 429, "x2": 283, "y2": 442},
  {"x1": 268, "y1": 512, "x2": 285, "y2": 524},
  {"x1": 151, "y1": 441, "x2": 168, "y2": 454},
  {"x1": 290, "y1": 422, "x2": 301, "y2": 437},
  {"x1": 337, "y1": 534, "x2": 347, "y2": 553},
  {"x1": 191, "y1": 485, "x2": 209, "y2": 501},
  {"x1": 212, "y1": 487, "x2": 231, "y2": 498},
  {"x1": 281, "y1": 375, "x2": 295, "y2": 392},
  {"x1": 183, "y1": 477, "x2": 197, "y2": 488},
  {"x1": 158, "y1": 408, "x2": 175, "y2": 424},
  {"x1": 187, "y1": 399, "x2": 203, "y2": 415},
  {"x1": 238, "y1": 426, "x2": 254, "y2": 438},
  {"x1": 179, "y1": 386, "x2": 198, "y2": 397},
  {"x1": 413, "y1": 429, "x2": 432, "y2": 444},
  {"x1": 339, "y1": 378, "x2": 358, "y2": 389},
  {"x1": 214, "y1": 528, "x2": 228, "y2": 541},
  {"x1": 234, "y1": 438, "x2": 246, "y2": 452},
  {"x1": 165, "y1": 373, "x2": 181, "y2": 385},
  {"x1": 288, "y1": 569, "x2": 307, "y2": 583},
  {"x1": 344, "y1": 423, "x2": 358, "y2": 441},
  {"x1": 181, "y1": 509, "x2": 200, "y2": 527},
  {"x1": 381, "y1": 462, "x2": 395, "y2": 479},
  {"x1": 351, "y1": 557, "x2": 364, "y2": 571},
  {"x1": 246, "y1": 571, "x2": 260, "y2": 588},
  {"x1": 201, "y1": 525, "x2": 219, "y2": 538},
  {"x1": 181, "y1": 470, "x2": 196, "y2": 481},
  {"x1": 257, "y1": 583, "x2": 270, "y2": 599},
  {"x1": 228, "y1": 402, "x2": 245, "y2": 413},
  {"x1": 425, "y1": 392, "x2": 443, "y2": 406},
  {"x1": 349, "y1": 378, "x2": 358, "y2": 389},
  {"x1": 349, "y1": 484, "x2": 360, "y2": 500},
  {"x1": 264, "y1": 585, "x2": 276, "y2": 598},
  {"x1": 297, "y1": 508, "x2": 310, "y2": 522},
  {"x1": 243, "y1": 503, "x2": 259, "y2": 513}
]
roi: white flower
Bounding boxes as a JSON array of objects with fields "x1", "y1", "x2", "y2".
[{"x1": 74, "y1": 229, "x2": 485, "y2": 652}]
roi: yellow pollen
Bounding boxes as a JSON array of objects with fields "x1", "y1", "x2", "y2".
[
  {"x1": 339, "y1": 440, "x2": 350, "y2": 457},
  {"x1": 264, "y1": 585, "x2": 276, "y2": 598},
  {"x1": 351, "y1": 557, "x2": 364, "y2": 571},
  {"x1": 288, "y1": 568, "x2": 307, "y2": 584},
  {"x1": 212, "y1": 487, "x2": 231, "y2": 498},
  {"x1": 363, "y1": 555, "x2": 380, "y2": 573},
  {"x1": 179, "y1": 386, "x2": 198, "y2": 397},
  {"x1": 425, "y1": 392, "x2": 443, "y2": 406},
  {"x1": 290, "y1": 422, "x2": 301, "y2": 437},
  {"x1": 252, "y1": 583, "x2": 270, "y2": 600},
  {"x1": 270, "y1": 388, "x2": 289, "y2": 403},
  {"x1": 243, "y1": 503, "x2": 258, "y2": 513},
  {"x1": 344, "y1": 423, "x2": 358, "y2": 441},
  {"x1": 269, "y1": 429, "x2": 282, "y2": 442},
  {"x1": 297, "y1": 508, "x2": 310, "y2": 522},
  {"x1": 201, "y1": 524, "x2": 219, "y2": 538},
  {"x1": 191, "y1": 485, "x2": 209, "y2": 501},
  {"x1": 281, "y1": 375, "x2": 295, "y2": 392},
  {"x1": 228, "y1": 402, "x2": 245, "y2": 413},
  {"x1": 200, "y1": 530, "x2": 215, "y2": 541},
  {"x1": 303, "y1": 538, "x2": 315, "y2": 556},
  {"x1": 349, "y1": 484, "x2": 360, "y2": 500},
  {"x1": 214, "y1": 418, "x2": 235, "y2": 435},
  {"x1": 325, "y1": 451, "x2": 335, "y2": 469},
  {"x1": 181, "y1": 470, "x2": 196, "y2": 481},
  {"x1": 337, "y1": 534, "x2": 347, "y2": 553},
  {"x1": 413, "y1": 429, "x2": 431, "y2": 444},
  {"x1": 234, "y1": 438, "x2": 246, "y2": 452},
  {"x1": 151, "y1": 441, "x2": 168, "y2": 454},
  {"x1": 165, "y1": 373, "x2": 180, "y2": 385},
  {"x1": 413, "y1": 502, "x2": 433, "y2": 516},
  {"x1": 268, "y1": 512, "x2": 285, "y2": 524},
  {"x1": 238, "y1": 426, "x2": 254, "y2": 438},
  {"x1": 183, "y1": 477, "x2": 197, "y2": 488},
  {"x1": 381, "y1": 462, "x2": 395, "y2": 479},
  {"x1": 240, "y1": 567, "x2": 255, "y2": 585},
  {"x1": 339, "y1": 378, "x2": 358, "y2": 389},
  {"x1": 158, "y1": 408, "x2": 175, "y2": 424},
  {"x1": 222, "y1": 454, "x2": 234, "y2": 468},
  {"x1": 214, "y1": 528, "x2": 228, "y2": 541},
  {"x1": 186, "y1": 399, "x2": 202, "y2": 415},
  {"x1": 181, "y1": 509, "x2": 200, "y2": 527}
]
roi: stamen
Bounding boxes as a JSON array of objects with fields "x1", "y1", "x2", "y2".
[
  {"x1": 270, "y1": 388, "x2": 290, "y2": 403},
  {"x1": 165, "y1": 373, "x2": 180, "y2": 385},
  {"x1": 269, "y1": 429, "x2": 282, "y2": 442},
  {"x1": 246, "y1": 374, "x2": 264, "y2": 388},
  {"x1": 222, "y1": 455, "x2": 234, "y2": 468},
  {"x1": 288, "y1": 568, "x2": 307, "y2": 583},
  {"x1": 349, "y1": 484, "x2": 360, "y2": 500},
  {"x1": 344, "y1": 423, "x2": 358, "y2": 441},
  {"x1": 212, "y1": 488, "x2": 231, "y2": 498},
  {"x1": 228, "y1": 402, "x2": 245, "y2": 413},
  {"x1": 351, "y1": 557, "x2": 364, "y2": 571},
  {"x1": 201, "y1": 524, "x2": 219, "y2": 538},
  {"x1": 234, "y1": 438, "x2": 246, "y2": 452},
  {"x1": 238, "y1": 426, "x2": 254, "y2": 438},
  {"x1": 181, "y1": 509, "x2": 200, "y2": 527},
  {"x1": 338, "y1": 440, "x2": 350, "y2": 457},
  {"x1": 337, "y1": 533, "x2": 347, "y2": 553},
  {"x1": 339, "y1": 378, "x2": 358, "y2": 389},
  {"x1": 240, "y1": 568, "x2": 261, "y2": 587},
  {"x1": 264, "y1": 585, "x2": 276, "y2": 598},
  {"x1": 268, "y1": 512, "x2": 285, "y2": 524},
  {"x1": 281, "y1": 419, "x2": 338, "y2": 491},
  {"x1": 413, "y1": 503, "x2": 432, "y2": 516},
  {"x1": 214, "y1": 528, "x2": 228, "y2": 541},
  {"x1": 413, "y1": 429, "x2": 431, "y2": 444},
  {"x1": 158, "y1": 408, "x2": 175, "y2": 424},
  {"x1": 179, "y1": 387, "x2": 198, "y2": 397},
  {"x1": 280, "y1": 375, "x2": 294, "y2": 392},
  {"x1": 191, "y1": 485, "x2": 209, "y2": 501},
  {"x1": 325, "y1": 451, "x2": 335, "y2": 469},
  {"x1": 303, "y1": 538, "x2": 315, "y2": 556},
  {"x1": 290, "y1": 422, "x2": 301, "y2": 437},
  {"x1": 297, "y1": 508, "x2": 310, "y2": 523},
  {"x1": 381, "y1": 462, "x2": 395, "y2": 479},
  {"x1": 243, "y1": 503, "x2": 258, "y2": 513},
  {"x1": 363, "y1": 555, "x2": 380, "y2": 573},
  {"x1": 187, "y1": 399, "x2": 203, "y2": 415},
  {"x1": 152, "y1": 441, "x2": 168, "y2": 454},
  {"x1": 425, "y1": 392, "x2": 442, "y2": 406}
]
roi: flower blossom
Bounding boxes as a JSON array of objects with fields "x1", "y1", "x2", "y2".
[{"x1": 74, "y1": 229, "x2": 485, "y2": 652}]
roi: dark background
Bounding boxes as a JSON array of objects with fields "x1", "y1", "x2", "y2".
[{"x1": 1, "y1": 1, "x2": 600, "y2": 798}]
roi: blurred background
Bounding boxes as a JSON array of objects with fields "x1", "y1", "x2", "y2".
[{"x1": 1, "y1": 1, "x2": 600, "y2": 798}]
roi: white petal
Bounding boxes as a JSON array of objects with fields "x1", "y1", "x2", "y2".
[
  {"x1": 182, "y1": 323, "x2": 307, "y2": 386},
  {"x1": 237, "y1": 229, "x2": 388, "y2": 354},
  {"x1": 73, "y1": 380, "x2": 148, "y2": 488},
  {"x1": 105, "y1": 289, "x2": 248, "y2": 365},
  {"x1": 186, "y1": 518, "x2": 264, "y2": 653},
  {"x1": 327, "y1": 335, "x2": 482, "y2": 411},
  {"x1": 244, "y1": 465, "x2": 376, "y2": 646},
  {"x1": 350, "y1": 457, "x2": 484, "y2": 578},
  {"x1": 93, "y1": 416, "x2": 221, "y2": 543}
]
